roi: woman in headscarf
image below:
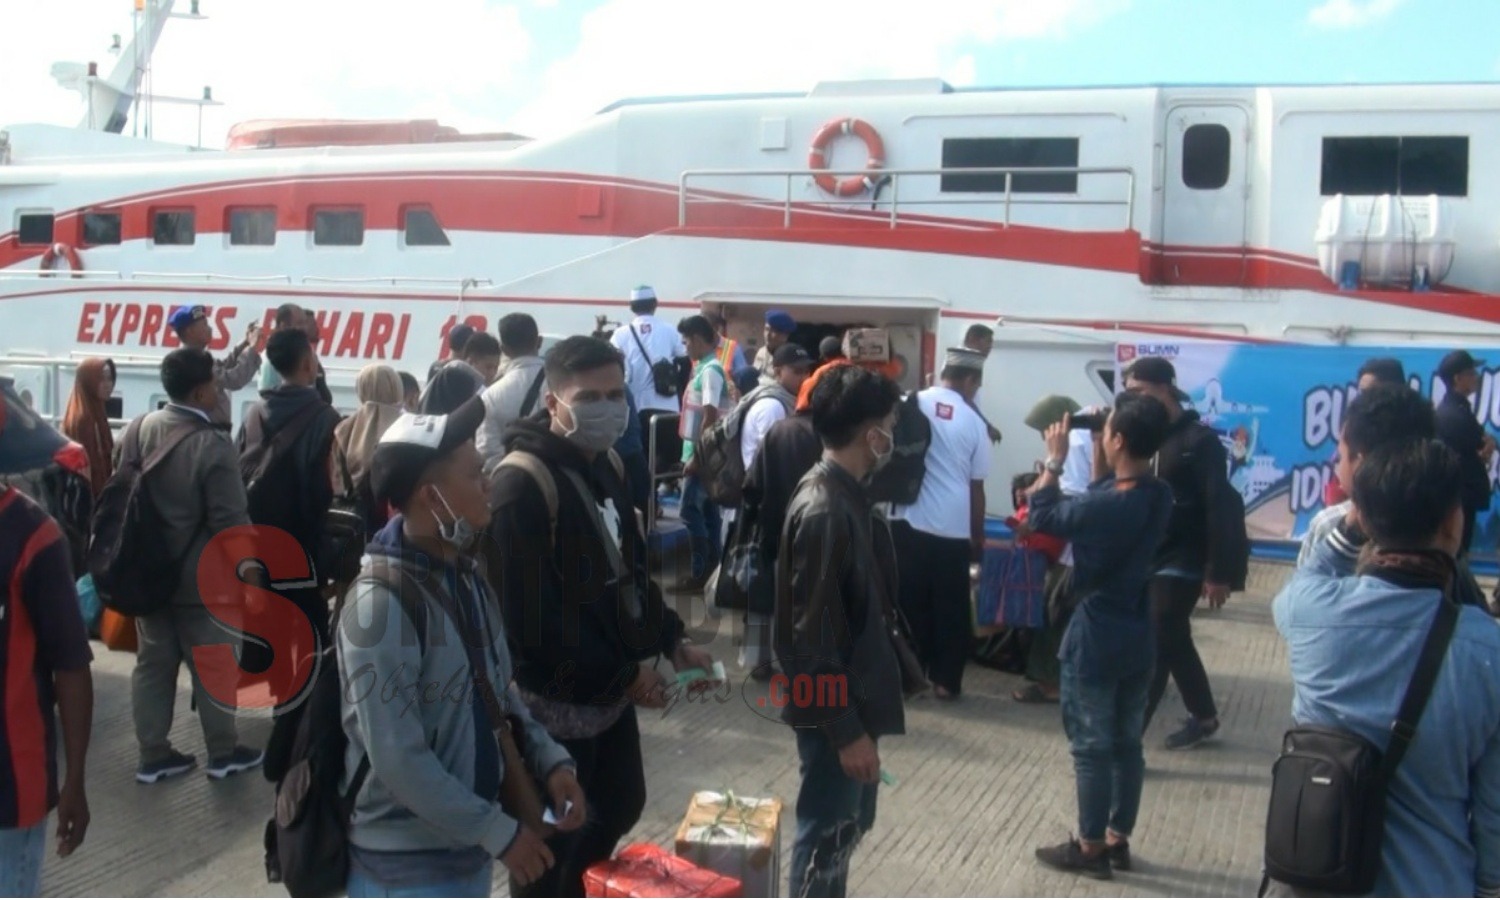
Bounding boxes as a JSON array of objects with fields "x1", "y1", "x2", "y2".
[
  {"x1": 331, "y1": 364, "x2": 405, "y2": 534},
  {"x1": 62, "y1": 357, "x2": 117, "y2": 496}
]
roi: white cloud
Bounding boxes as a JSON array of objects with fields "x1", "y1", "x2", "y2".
[
  {"x1": 1307, "y1": 0, "x2": 1404, "y2": 29},
  {"x1": 509, "y1": 0, "x2": 1129, "y2": 136},
  {"x1": 0, "y1": 0, "x2": 1127, "y2": 145},
  {"x1": 0, "y1": 0, "x2": 532, "y2": 145}
]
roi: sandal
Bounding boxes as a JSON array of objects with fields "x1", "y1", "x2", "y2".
[{"x1": 1012, "y1": 683, "x2": 1059, "y2": 704}]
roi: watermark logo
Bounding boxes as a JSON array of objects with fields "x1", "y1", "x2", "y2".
[{"x1": 741, "y1": 658, "x2": 862, "y2": 726}]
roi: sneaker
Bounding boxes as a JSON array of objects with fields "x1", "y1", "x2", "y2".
[
  {"x1": 1165, "y1": 717, "x2": 1220, "y2": 751},
  {"x1": 205, "y1": 746, "x2": 265, "y2": 780},
  {"x1": 1035, "y1": 838, "x2": 1111, "y2": 880},
  {"x1": 136, "y1": 750, "x2": 197, "y2": 784},
  {"x1": 1107, "y1": 840, "x2": 1132, "y2": 872}
]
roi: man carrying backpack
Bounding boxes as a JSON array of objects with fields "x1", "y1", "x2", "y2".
[
  {"x1": 676, "y1": 315, "x2": 734, "y2": 590},
  {"x1": 1270, "y1": 438, "x2": 1500, "y2": 897},
  {"x1": 341, "y1": 397, "x2": 586, "y2": 897},
  {"x1": 481, "y1": 336, "x2": 715, "y2": 897},
  {"x1": 889, "y1": 348, "x2": 991, "y2": 701},
  {"x1": 237, "y1": 329, "x2": 341, "y2": 645},
  {"x1": 477, "y1": 313, "x2": 548, "y2": 466},
  {"x1": 610, "y1": 286, "x2": 686, "y2": 478},
  {"x1": 129, "y1": 348, "x2": 263, "y2": 784},
  {"x1": 1123, "y1": 356, "x2": 1247, "y2": 750},
  {"x1": 722, "y1": 343, "x2": 813, "y2": 670}
]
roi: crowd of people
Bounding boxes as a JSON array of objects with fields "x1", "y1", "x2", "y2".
[{"x1": 5, "y1": 284, "x2": 1500, "y2": 897}]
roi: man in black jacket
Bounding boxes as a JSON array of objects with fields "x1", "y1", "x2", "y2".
[
  {"x1": 1124, "y1": 357, "x2": 1241, "y2": 750},
  {"x1": 481, "y1": 336, "x2": 715, "y2": 898},
  {"x1": 1434, "y1": 349, "x2": 1494, "y2": 557},
  {"x1": 236, "y1": 328, "x2": 341, "y2": 645},
  {"x1": 776, "y1": 365, "x2": 905, "y2": 898}
]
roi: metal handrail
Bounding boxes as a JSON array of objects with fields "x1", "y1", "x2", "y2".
[
  {"x1": 644, "y1": 411, "x2": 682, "y2": 531},
  {"x1": 678, "y1": 165, "x2": 1137, "y2": 230},
  {"x1": 130, "y1": 271, "x2": 294, "y2": 283}
]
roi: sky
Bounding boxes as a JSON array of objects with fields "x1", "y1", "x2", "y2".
[{"x1": 1, "y1": 0, "x2": 1496, "y2": 147}]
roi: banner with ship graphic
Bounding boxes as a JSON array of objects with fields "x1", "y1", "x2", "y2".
[{"x1": 1116, "y1": 342, "x2": 1500, "y2": 557}]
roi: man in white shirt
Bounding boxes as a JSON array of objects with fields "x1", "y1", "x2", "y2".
[
  {"x1": 734, "y1": 343, "x2": 814, "y2": 669},
  {"x1": 891, "y1": 348, "x2": 992, "y2": 700},
  {"x1": 476, "y1": 313, "x2": 547, "y2": 466},
  {"x1": 611, "y1": 285, "x2": 686, "y2": 473}
]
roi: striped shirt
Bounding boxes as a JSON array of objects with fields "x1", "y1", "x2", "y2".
[{"x1": 0, "y1": 487, "x2": 92, "y2": 829}]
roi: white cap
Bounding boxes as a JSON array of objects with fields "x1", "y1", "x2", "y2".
[{"x1": 630, "y1": 285, "x2": 657, "y2": 303}]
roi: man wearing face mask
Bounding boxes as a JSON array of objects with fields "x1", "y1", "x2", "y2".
[
  {"x1": 481, "y1": 336, "x2": 716, "y2": 898},
  {"x1": 775, "y1": 365, "x2": 905, "y2": 898},
  {"x1": 343, "y1": 396, "x2": 585, "y2": 897}
]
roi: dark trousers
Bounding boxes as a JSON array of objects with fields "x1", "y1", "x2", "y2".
[
  {"x1": 638, "y1": 410, "x2": 681, "y2": 480},
  {"x1": 1144, "y1": 575, "x2": 1219, "y2": 728},
  {"x1": 512, "y1": 708, "x2": 646, "y2": 898},
  {"x1": 1062, "y1": 662, "x2": 1149, "y2": 842},
  {"x1": 1025, "y1": 564, "x2": 1073, "y2": 685},
  {"x1": 892, "y1": 521, "x2": 972, "y2": 695},
  {"x1": 789, "y1": 729, "x2": 879, "y2": 898}
]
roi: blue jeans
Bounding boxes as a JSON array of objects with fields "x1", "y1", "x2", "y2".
[
  {"x1": 1061, "y1": 662, "x2": 1150, "y2": 842},
  {"x1": 680, "y1": 473, "x2": 722, "y2": 579},
  {"x1": 347, "y1": 861, "x2": 493, "y2": 898},
  {"x1": 0, "y1": 819, "x2": 47, "y2": 897},
  {"x1": 789, "y1": 730, "x2": 879, "y2": 898}
]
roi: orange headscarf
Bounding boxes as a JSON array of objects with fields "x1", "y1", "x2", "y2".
[{"x1": 62, "y1": 358, "x2": 116, "y2": 496}]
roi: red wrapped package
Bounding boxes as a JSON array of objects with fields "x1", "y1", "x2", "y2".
[{"x1": 584, "y1": 843, "x2": 743, "y2": 898}]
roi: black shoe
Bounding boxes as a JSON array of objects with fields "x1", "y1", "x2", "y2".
[
  {"x1": 206, "y1": 746, "x2": 265, "y2": 780},
  {"x1": 1035, "y1": 838, "x2": 1111, "y2": 880},
  {"x1": 136, "y1": 750, "x2": 197, "y2": 784},
  {"x1": 1108, "y1": 840, "x2": 1132, "y2": 872},
  {"x1": 1165, "y1": 717, "x2": 1220, "y2": 751}
]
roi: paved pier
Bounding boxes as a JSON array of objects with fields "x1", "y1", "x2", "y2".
[{"x1": 42, "y1": 564, "x2": 1295, "y2": 897}]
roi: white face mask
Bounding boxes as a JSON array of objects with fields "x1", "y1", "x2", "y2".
[
  {"x1": 558, "y1": 397, "x2": 630, "y2": 453},
  {"x1": 870, "y1": 426, "x2": 895, "y2": 474},
  {"x1": 430, "y1": 486, "x2": 475, "y2": 550}
]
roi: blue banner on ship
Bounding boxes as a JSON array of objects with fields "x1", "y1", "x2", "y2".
[{"x1": 1115, "y1": 342, "x2": 1500, "y2": 558}]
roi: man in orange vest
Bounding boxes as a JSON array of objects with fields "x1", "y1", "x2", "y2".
[{"x1": 711, "y1": 314, "x2": 748, "y2": 400}]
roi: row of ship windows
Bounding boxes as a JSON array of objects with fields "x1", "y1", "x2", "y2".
[
  {"x1": 7, "y1": 133, "x2": 1471, "y2": 248},
  {"x1": 12, "y1": 206, "x2": 452, "y2": 249}
]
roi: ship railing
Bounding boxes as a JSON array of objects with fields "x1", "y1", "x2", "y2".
[
  {"x1": 677, "y1": 165, "x2": 1137, "y2": 231},
  {"x1": 131, "y1": 271, "x2": 295, "y2": 283}
]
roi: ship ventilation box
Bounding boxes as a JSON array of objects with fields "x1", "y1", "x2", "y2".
[{"x1": 1315, "y1": 194, "x2": 1455, "y2": 287}]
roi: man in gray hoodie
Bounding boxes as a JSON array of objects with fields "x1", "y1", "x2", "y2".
[{"x1": 339, "y1": 397, "x2": 586, "y2": 897}]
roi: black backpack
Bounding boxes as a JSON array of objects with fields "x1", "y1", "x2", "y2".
[
  {"x1": 627, "y1": 325, "x2": 681, "y2": 397},
  {"x1": 867, "y1": 391, "x2": 932, "y2": 505},
  {"x1": 87, "y1": 415, "x2": 208, "y2": 616},
  {"x1": 1218, "y1": 486, "x2": 1251, "y2": 592},
  {"x1": 1263, "y1": 595, "x2": 1458, "y2": 895},
  {"x1": 240, "y1": 401, "x2": 326, "y2": 537},
  {"x1": 696, "y1": 384, "x2": 792, "y2": 508},
  {"x1": 263, "y1": 581, "x2": 423, "y2": 897}
]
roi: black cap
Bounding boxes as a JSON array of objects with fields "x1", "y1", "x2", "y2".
[
  {"x1": 1357, "y1": 357, "x2": 1406, "y2": 386},
  {"x1": 1438, "y1": 350, "x2": 1485, "y2": 382},
  {"x1": 772, "y1": 343, "x2": 814, "y2": 369},
  {"x1": 370, "y1": 396, "x2": 485, "y2": 509},
  {"x1": 1125, "y1": 356, "x2": 1191, "y2": 402}
]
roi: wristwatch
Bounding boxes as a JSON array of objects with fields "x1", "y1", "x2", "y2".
[{"x1": 1044, "y1": 458, "x2": 1065, "y2": 476}]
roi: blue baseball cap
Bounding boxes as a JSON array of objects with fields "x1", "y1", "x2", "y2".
[{"x1": 168, "y1": 304, "x2": 208, "y2": 332}]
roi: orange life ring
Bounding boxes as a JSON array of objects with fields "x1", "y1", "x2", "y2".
[
  {"x1": 39, "y1": 242, "x2": 84, "y2": 279},
  {"x1": 808, "y1": 118, "x2": 885, "y2": 197}
]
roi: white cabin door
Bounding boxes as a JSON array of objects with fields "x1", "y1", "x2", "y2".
[{"x1": 1161, "y1": 105, "x2": 1248, "y2": 286}]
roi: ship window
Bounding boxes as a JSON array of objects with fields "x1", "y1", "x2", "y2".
[
  {"x1": 313, "y1": 208, "x2": 364, "y2": 246},
  {"x1": 940, "y1": 138, "x2": 1079, "y2": 193},
  {"x1": 17, "y1": 213, "x2": 54, "y2": 245},
  {"x1": 1321, "y1": 136, "x2": 1468, "y2": 197},
  {"x1": 152, "y1": 210, "x2": 196, "y2": 245},
  {"x1": 402, "y1": 207, "x2": 450, "y2": 247},
  {"x1": 82, "y1": 212, "x2": 122, "y2": 246},
  {"x1": 1182, "y1": 124, "x2": 1231, "y2": 190},
  {"x1": 229, "y1": 208, "x2": 277, "y2": 246}
]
